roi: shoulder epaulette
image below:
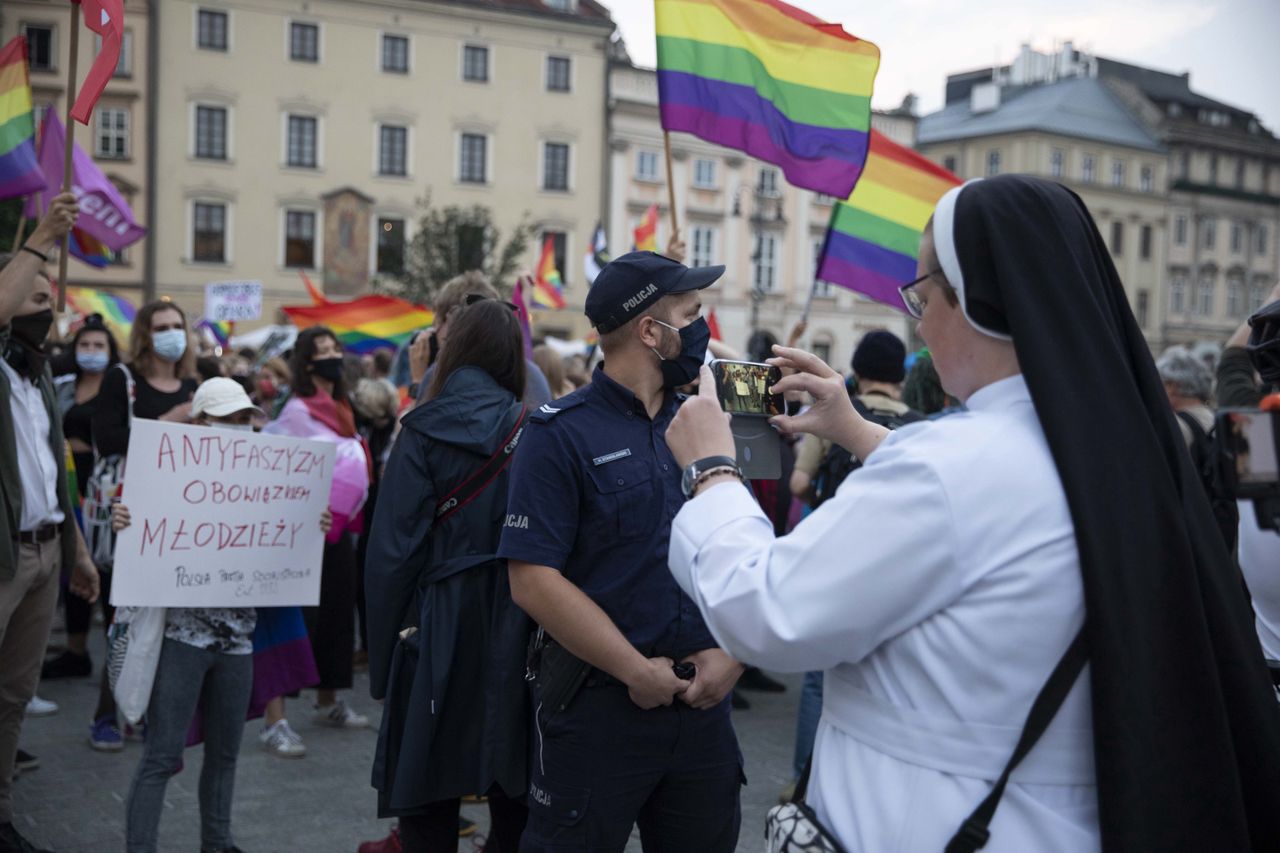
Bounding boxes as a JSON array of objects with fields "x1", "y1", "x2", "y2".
[{"x1": 530, "y1": 394, "x2": 587, "y2": 423}]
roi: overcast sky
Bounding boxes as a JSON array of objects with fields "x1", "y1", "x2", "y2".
[{"x1": 604, "y1": 0, "x2": 1280, "y2": 130}]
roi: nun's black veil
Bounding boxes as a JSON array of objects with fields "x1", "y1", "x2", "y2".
[{"x1": 939, "y1": 175, "x2": 1280, "y2": 849}]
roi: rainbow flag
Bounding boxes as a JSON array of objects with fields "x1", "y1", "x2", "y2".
[
  {"x1": 655, "y1": 0, "x2": 879, "y2": 198},
  {"x1": 68, "y1": 227, "x2": 115, "y2": 268},
  {"x1": 65, "y1": 286, "x2": 136, "y2": 345},
  {"x1": 282, "y1": 294, "x2": 434, "y2": 354},
  {"x1": 633, "y1": 204, "x2": 658, "y2": 252},
  {"x1": 0, "y1": 36, "x2": 47, "y2": 199},
  {"x1": 531, "y1": 235, "x2": 566, "y2": 310},
  {"x1": 816, "y1": 130, "x2": 961, "y2": 309},
  {"x1": 197, "y1": 319, "x2": 233, "y2": 347}
]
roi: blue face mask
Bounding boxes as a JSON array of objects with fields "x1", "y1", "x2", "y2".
[
  {"x1": 651, "y1": 317, "x2": 710, "y2": 388},
  {"x1": 152, "y1": 329, "x2": 187, "y2": 362},
  {"x1": 76, "y1": 351, "x2": 109, "y2": 373}
]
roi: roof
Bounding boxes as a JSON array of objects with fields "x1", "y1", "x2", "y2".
[
  {"x1": 1094, "y1": 58, "x2": 1248, "y2": 116},
  {"x1": 424, "y1": 0, "x2": 613, "y2": 25},
  {"x1": 918, "y1": 76, "x2": 1164, "y2": 152}
]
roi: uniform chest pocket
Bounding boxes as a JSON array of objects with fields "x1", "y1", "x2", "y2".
[{"x1": 584, "y1": 459, "x2": 656, "y2": 541}]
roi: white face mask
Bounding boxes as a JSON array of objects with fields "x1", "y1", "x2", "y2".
[{"x1": 208, "y1": 420, "x2": 253, "y2": 432}]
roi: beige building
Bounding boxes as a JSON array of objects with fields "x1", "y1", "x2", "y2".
[
  {"x1": 150, "y1": 0, "x2": 613, "y2": 333},
  {"x1": 3, "y1": 0, "x2": 152, "y2": 299},
  {"x1": 608, "y1": 61, "x2": 911, "y2": 368}
]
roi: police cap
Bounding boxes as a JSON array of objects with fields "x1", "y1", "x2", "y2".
[{"x1": 585, "y1": 251, "x2": 725, "y2": 334}]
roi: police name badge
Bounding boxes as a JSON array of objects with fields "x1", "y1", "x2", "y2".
[{"x1": 592, "y1": 449, "x2": 632, "y2": 466}]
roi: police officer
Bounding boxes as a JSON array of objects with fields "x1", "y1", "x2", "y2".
[{"x1": 499, "y1": 252, "x2": 745, "y2": 851}]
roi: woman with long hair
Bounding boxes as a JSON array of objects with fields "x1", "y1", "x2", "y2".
[
  {"x1": 364, "y1": 299, "x2": 531, "y2": 852},
  {"x1": 260, "y1": 327, "x2": 372, "y2": 755}
]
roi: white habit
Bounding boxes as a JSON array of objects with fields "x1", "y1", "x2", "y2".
[{"x1": 670, "y1": 375, "x2": 1100, "y2": 852}]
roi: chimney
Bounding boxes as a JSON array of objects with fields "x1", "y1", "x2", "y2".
[{"x1": 971, "y1": 81, "x2": 1001, "y2": 114}]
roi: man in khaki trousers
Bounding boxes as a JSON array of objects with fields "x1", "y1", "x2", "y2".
[{"x1": 0, "y1": 194, "x2": 100, "y2": 853}]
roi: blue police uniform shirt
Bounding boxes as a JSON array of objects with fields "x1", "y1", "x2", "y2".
[{"x1": 497, "y1": 364, "x2": 718, "y2": 658}]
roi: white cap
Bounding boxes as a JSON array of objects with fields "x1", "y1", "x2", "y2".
[{"x1": 192, "y1": 377, "x2": 265, "y2": 419}]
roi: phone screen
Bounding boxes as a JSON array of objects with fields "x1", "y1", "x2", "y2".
[
  {"x1": 1216, "y1": 409, "x2": 1280, "y2": 498},
  {"x1": 711, "y1": 360, "x2": 784, "y2": 417}
]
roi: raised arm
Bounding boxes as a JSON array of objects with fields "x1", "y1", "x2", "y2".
[{"x1": 0, "y1": 193, "x2": 78, "y2": 327}]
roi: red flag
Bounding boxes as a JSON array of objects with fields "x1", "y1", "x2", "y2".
[
  {"x1": 707, "y1": 308, "x2": 723, "y2": 342},
  {"x1": 633, "y1": 204, "x2": 658, "y2": 252},
  {"x1": 299, "y1": 270, "x2": 328, "y2": 305},
  {"x1": 71, "y1": 1, "x2": 125, "y2": 124}
]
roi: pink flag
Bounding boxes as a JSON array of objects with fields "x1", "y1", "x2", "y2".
[
  {"x1": 25, "y1": 109, "x2": 146, "y2": 252},
  {"x1": 71, "y1": 0, "x2": 126, "y2": 124},
  {"x1": 512, "y1": 275, "x2": 535, "y2": 360}
]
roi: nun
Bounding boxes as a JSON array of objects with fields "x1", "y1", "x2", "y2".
[{"x1": 663, "y1": 175, "x2": 1280, "y2": 851}]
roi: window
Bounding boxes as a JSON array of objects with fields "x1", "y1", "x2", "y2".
[
  {"x1": 459, "y1": 133, "x2": 487, "y2": 183},
  {"x1": 1170, "y1": 270, "x2": 1187, "y2": 313},
  {"x1": 543, "y1": 231, "x2": 568, "y2": 286},
  {"x1": 752, "y1": 232, "x2": 779, "y2": 293},
  {"x1": 1140, "y1": 165, "x2": 1154, "y2": 193},
  {"x1": 1203, "y1": 217, "x2": 1216, "y2": 250},
  {"x1": 197, "y1": 10, "x2": 228, "y2": 51},
  {"x1": 636, "y1": 150, "x2": 659, "y2": 182},
  {"x1": 382, "y1": 35, "x2": 408, "y2": 73},
  {"x1": 23, "y1": 25, "x2": 55, "y2": 71},
  {"x1": 1179, "y1": 150, "x2": 1190, "y2": 179},
  {"x1": 1227, "y1": 273, "x2": 1244, "y2": 317},
  {"x1": 192, "y1": 203, "x2": 226, "y2": 263},
  {"x1": 1111, "y1": 160, "x2": 1125, "y2": 188},
  {"x1": 943, "y1": 155, "x2": 957, "y2": 173},
  {"x1": 463, "y1": 45, "x2": 489, "y2": 82},
  {"x1": 1250, "y1": 278, "x2": 1269, "y2": 313},
  {"x1": 693, "y1": 158, "x2": 717, "y2": 189},
  {"x1": 546, "y1": 56, "x2": 571, "y2": 92},
  {"x1": 1136, "y1": 290, "x2": 1150, "y2": 327},
  {"x1": 376, "y1": 218, "x2": 405, "y2": 275},
  {"x1": 690, "y1": 226, "x2": 716, "y2": 268},
  {"x1": 290, "y1": 22, "x2": 319, "y2": 62},
  {"x1": 1050, "y1": 148, "x2": 1064, "y2": 179},
  {"x1": 1230, "y1": 222, "x2": 1243, "y2": 253},
  {"x1": 812, "y1": 238, "x2": 834, "y2": 297},
  {"x1": 286, "y1": 115, "x2": 317, "y2": 168},
  {"x1": 284, "y1": 210, "x2": 316, "y2": 268},
  {"x1": 757, "y1": 167, "x2": 780, "y2": 198},
  {"x1": 1209, "y1": 154, "x2": 1219, "y2": 185},
  {"x1": 1082, "y1": 155, "x2": 1096, "y2": 183},
  {"x1": 986, "y1": 149, "x2": 1001, "y2": 177},
  {"x1": 542, "y1": 142, "x2": 570, "y2": 191},
  {"x1": 97, "y1": 30, "x2": 133, "y2": 77},
  {"x1": 378, "y1": 125, "x2": 407, "y2": 176},
  {"x1": 194, "y1": 106, "x2": 227, "y2": 160},
  {"x1": 1194, "y1": 270, "x2": 1215, "y2": 316},
  {"x1": 1140, "y1": 224, "x2": 1152, "y2": 260},
  {"x1": 95, "y1": 108, "x2": 129, "y2": 159},
  {"x1": 1110, "y1": 221, "x2": 1124, "y2": 257},
  {"x1": 1258, "y1": 225, "x2": 1269, "y2": 255},
  {"x1": 1174, "y1": 214, "x2": 1187, "y2": 246},
  {"x1": 1235, "y1": 159, "x2": 1246, "y2": 189}
]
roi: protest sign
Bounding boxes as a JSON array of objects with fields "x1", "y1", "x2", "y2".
[
  {"x1": 205, "y1": 280, "x2": 263, "y2": 322},
  {"x1": 111, "y1": 420, "x2": 334, "y2": 607}
]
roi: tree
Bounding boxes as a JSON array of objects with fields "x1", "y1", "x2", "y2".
[
  {"x1": 0, "y1": 199, "x2": 26, "y2": 254},
  {"x1": 375, "y1": 195, "x2": 535, "y2": 305}
]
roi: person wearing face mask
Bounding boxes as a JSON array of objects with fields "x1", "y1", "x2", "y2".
[
  {"x1": 0, "y1": 201, "x2": 103, "y2": 853},
  {"x1": 498, "y1": 251, "x2": 746, "y2": 851}
]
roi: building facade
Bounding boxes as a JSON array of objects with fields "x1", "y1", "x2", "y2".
[
  {"x1": 607, "y1": 61, "x2": 912, "y2": 367},
  {"x1": 150, "y1": 0, "x2": 612, "y2": 331},
  {"x1": 2, "y1": 0, "x2": 152, "y2": 299}
]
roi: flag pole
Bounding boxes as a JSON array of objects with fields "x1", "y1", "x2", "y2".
[
  {"x1": 10, "y1": 202, "x2": 28, "y2": 252},
  {"x1": 56, "y1": 1, "x2": 83, "y2": 313},
  {"x1": 663, "y1": 131, "x2": 680, "y2": 244}
]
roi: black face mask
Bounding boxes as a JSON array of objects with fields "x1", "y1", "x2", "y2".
[
  {"x1": 4, "y1": 309, "x2": 54, "y2": 380},
  {"x1": 651, "y1": 317, "x2": 711, "y2": 389},
  {"x1": 310, "y1": 357, "x2": 344, "y2": 384}
]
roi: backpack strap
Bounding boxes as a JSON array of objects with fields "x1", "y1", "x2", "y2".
[
  {"x1": 434, "y1": 407, "x2": 529, "y2": 525},
  {"x1": 946, "y1": 626, "x2": 1089, "y2": 853}
]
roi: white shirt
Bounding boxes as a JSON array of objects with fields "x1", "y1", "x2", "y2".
[
  {"x1": 1, "y1": 357, "x2": 65, "y2": 531},
  {"x1": 1238, "y1": 500, "x2": 1280, "y2": 661},
  {"x1": 670, "y1": 375, "x2": 1099, "y2": 852}
]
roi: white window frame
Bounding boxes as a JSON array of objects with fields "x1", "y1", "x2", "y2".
[
  {"x1": 545, "y1": 54, "x2": 572, "y2": 93},
  {"x1": 1174, "y1": 214, "x2": 1188, "y2": 246},
  {"x1": 986, "y1": 149, "x2": 1001, "y2": 177},
  {"x1": 636, "y1": 150, "x2": 660, "y2": 183},
  {"x1": 1140, "y1": 165, "x2": 1154, "y2": 193},
  {"x1": 282, "y1": 113, "x2": 322, "y2": 170},
  {"x1": 190, "y1": 102, "x2": 232, "y2": 161},
  {"x1": 94, "y1": 107, "x2": 130, "y2": 159},
  {"x1": 540, "y1": 140, "x2": 573, "y2": 193},
  {"x1": 1257, "y1": 224, "x2": 1269, "y2": 256},
  {"x1": 376, "y1": 124, "x2": 411, "y2": 178},
  {"x1": 195, "y1": 8, "x2": 230, "y2": 52},
  {"x1": 753, "y1": 232, "x2": 780, "y2": 293},
  {"x1": 812, "y1": 237, "x2": 834, "y2": 297},
  {"x1": 380, "y1": 33, "x2": 411, "y2": 74},
  {"x1": 1195, "y1": 271, "x2": 1216, "y2": 317},
  {"x1": 1230, "y1": 221, "x2": 1243, "y2": 254},
  {"x1": 1082, "y1": 155, "x2": 1096, "y2": 183},
  {"x1": 1227, "y1": 273, "x2": 1244, "y2": 317},
  {"x1": 457, "y1": 131, "x2": 492, "y2": 185},
  {"x1": 757, "y1": 167, "x2": 781, "y2": 198},
  {"x1": 1111, "y1": 159, "x2": 1126, "y2": 188},
  {"x1": 187, "y1": 199, "x2": 232, "y2": 265},
  {"x1": 280, "y1": 206, "x2": 322, "y2": 270},
  {"x1": 286, "y1": 19, "x2": 322, "y2": 64},
  {"x1": 1250, "y1": 277, "x2": 1269, "y2": 313},
  {"x1": 461, "y1": 44, "x2": 491, "y2": 83},
  {"x1": 1170, "y1": 270, "x2": 1187, "y2": 314},
  {"x1": 1049, "y1": 148, "x2": 1064, "y2": 179},
  {"x1": 1203, "y1": 217, "x2": 1217, "y2": 250},
  {"x1": 690, "y1": 225, "x2": 717, "y2": 268},
  {"x1": 693, "y1": 158, "x2": 717, "y2": 189}
]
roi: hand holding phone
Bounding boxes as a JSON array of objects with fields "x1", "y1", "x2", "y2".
[{"x1": 709, "y1": 359, "x2": 784, "y2": 417}]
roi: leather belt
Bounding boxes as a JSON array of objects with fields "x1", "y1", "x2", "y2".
[{"x1": 15, "y1": 523, "x2": 59, "y2": 546}]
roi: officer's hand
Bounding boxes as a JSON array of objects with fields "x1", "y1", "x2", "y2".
[
  {"x1": 666, "y1": 365, "x2": 735, "y2": 470},
  {"x1": 767, "y1": 346, "x2": 863, "y2": 449},
  {"x1": 678, "y1": 649, "x2": 745, "y2": 710},
  {"x1": 626, "y1": 656, "x2": 689, "y2": 710}
]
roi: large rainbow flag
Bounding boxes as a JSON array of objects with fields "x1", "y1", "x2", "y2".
[
  {"x1": 0, "y1": 36, "x2": 47, "y2": 199},
  {"x1": 816, "y1": 130, "x2": 961, "y2": 309},
  {"x1": 655, "y1": 0, "x2": 879, "y2": 198},
  {"x1": 531, "y1": 235, "x2": 566, "y2": 310},
  {"x1": 65, "y1": 286, "x2": 136, "y2": 345},
  {"x1": 282, "y1": 294, "x2": 434, "y2": 354}
]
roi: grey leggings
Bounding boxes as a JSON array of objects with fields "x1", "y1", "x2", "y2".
[{"x1": 125, "y1": 638, "x2": 253, "y2": 853}]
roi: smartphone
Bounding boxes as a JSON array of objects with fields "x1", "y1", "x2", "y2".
[
  {"x1": 1215, "y1": 408, "x2": 1280, "y2": 499},
  {"x1": 710, "y1": 359, "x2": 784, "y2": 417}
]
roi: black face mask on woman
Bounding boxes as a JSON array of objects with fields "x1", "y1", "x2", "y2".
[{"x1": 310, "y1": 357, "x2": 344, "y2": 384}]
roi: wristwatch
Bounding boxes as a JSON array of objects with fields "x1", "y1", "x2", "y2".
[{"x1": 681, "y1": 455, "x2": 742, "y2": 499}]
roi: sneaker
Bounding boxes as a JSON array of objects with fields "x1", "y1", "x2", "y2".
[
  {"x1": 357, "y1": 826, "x2": 402, "y2": 853},
  {"x1": 13, "y1": 750, "x2": 38, "y2": 774},
  {"x1": 314, "y1": 699, "x2": 369, "y2": 729},
  {"x1": 259, "y1": 720, "x2": 307, "y2": 758},
  {"x1": 24, "y1": 696, "x2": 58, "y2": 717},
  {"x1": 41, "y1": 650, "x2": 92, "y2": 679},
  {"x1": 738, "y1": 666, "x2": 787, "y2": 693},
  {"x1": 0, "y1": 821, "x2": 54, "y2": 853},
  {"x1": 458, "y1": 817, "x2": 477, "y2": 838},
  {"x1": 89, "y1": 715, "x2": 124, "y2": 752}
]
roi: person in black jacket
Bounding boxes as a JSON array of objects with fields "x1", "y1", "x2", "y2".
[{"x1": 364, "y1": 299, "x2": 531, "y2": 853}]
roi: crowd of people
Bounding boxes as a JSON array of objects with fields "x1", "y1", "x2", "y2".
[{"x1": 2, "y1": 173, "x2": 1280, "y2": 853}]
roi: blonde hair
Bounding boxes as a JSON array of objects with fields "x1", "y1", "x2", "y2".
[{"x1": 129, "y1": 300, "x2": 198, "y2": 378}]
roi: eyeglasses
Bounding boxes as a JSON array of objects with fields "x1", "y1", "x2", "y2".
[
  {"x1": 464, "y1": 293, "x2": 520, "y2": 313},
  {"x1": 899, "y1": 269, "x2": 944, "y2": 320}
]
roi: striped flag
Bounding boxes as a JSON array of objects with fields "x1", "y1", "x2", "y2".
[
  {"x1": 584, "y1": 222, "x2": 610, "y2": 285},
  {"x1": 64, "y1": 286, "x2": 136, "y2": 344},
  {"x1": 531, "y1": 235, "x2": 566, "y2": 310},
  {"x1": 282, "y1": 295, "x2": 434, "y2": 353},
  {"x1": 0, "y1": 36, "x2": 47, "y2": 199},
  {"x1": 633, "y1": 204, "x2": 658, "y2": 252}
]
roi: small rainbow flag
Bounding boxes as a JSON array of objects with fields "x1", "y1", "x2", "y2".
[
  {"x1": 197, "y1": 319, "x2": 233, "y2": 347},
  {"x1": 68, "y1": 227, "x2": 116, "y2": 268},
  {"x1": 655, "y1": 0, "x2": 880, "y2": 198},
  {"x1": 531, "y1": 235, "x2": 566, "y2": 310},
  {"x1": 816, "y1": 130, "x2": 961, "y2": 309},
  {"x1": 282, "y1": 294, "x2": 434, "y2": 354},
  {"x1": 633, "y1": 204, "x2": 658, "y2": 252},
  {"x1": 0, "y1": 36, "x2": 47, "y2": 200},
  {"x1": 65, "y1": 286, "x2": 136, "y2": 345}
]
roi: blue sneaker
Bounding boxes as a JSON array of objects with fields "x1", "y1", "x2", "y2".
[{"x1": 89, "y1": 716, "x2": 123, "y2": 752}]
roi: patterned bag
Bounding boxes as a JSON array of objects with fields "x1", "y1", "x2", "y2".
[
  {"x1": 82, "y1": 364, "x2": 133, "y2": 566},
  {"x1": 765, "y1": 759, "x2": 845, "y2": 853},
  {"x1": 106, "y1": 605, "x2": 166, "y2": 726}
]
